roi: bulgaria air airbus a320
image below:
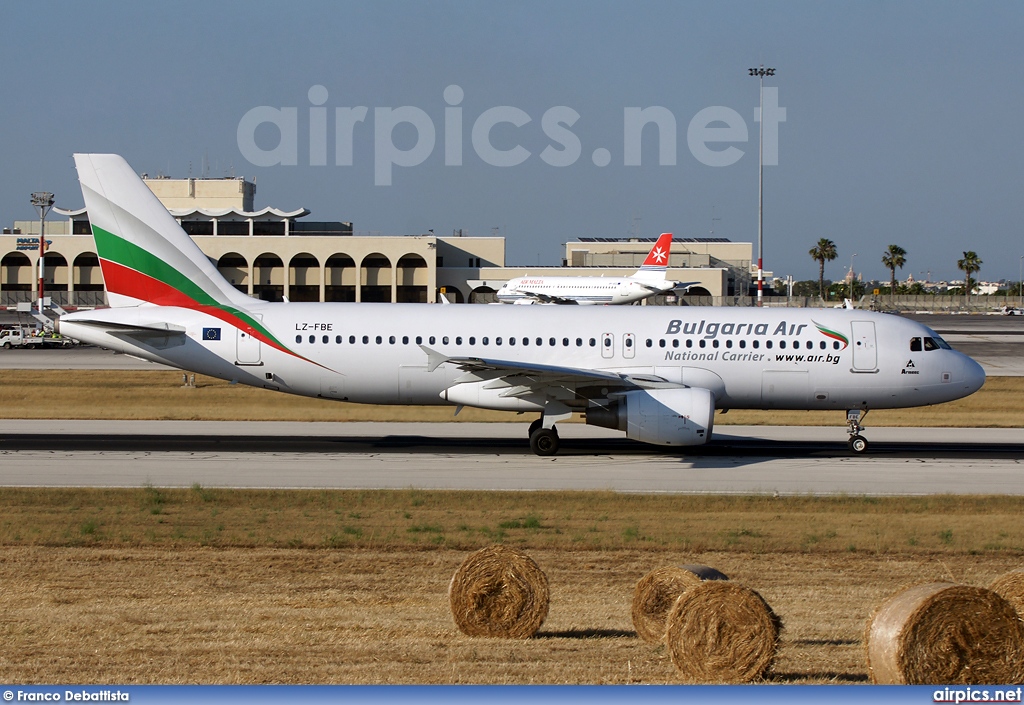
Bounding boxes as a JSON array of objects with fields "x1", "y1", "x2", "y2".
[{"x1": 57, "y1": 154, "x2": 985, "y2": 456}]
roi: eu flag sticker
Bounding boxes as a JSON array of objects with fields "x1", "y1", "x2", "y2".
[{"x1": 203, "y1": 327, "x2": 221, "y2": 341}]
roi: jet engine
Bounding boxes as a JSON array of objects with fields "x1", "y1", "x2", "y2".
[{"x1": 585, "y1": 387, "x2": 715, "y2": 446}]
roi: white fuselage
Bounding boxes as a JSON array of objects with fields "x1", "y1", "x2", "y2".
[
  {"x1": 59, "y1": 304, "x2": 984, "y2": 413},
  {"x1": 496, "y1": 276, "x2": 674, "y2": 305}
]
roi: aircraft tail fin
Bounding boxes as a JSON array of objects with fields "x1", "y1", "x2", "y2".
[
  {"x1": 633, "y1": 232, "x2": 673, "y2": 282},
  {"x1": 73, "y1": 153, "x2": 254, "y2": 309}
]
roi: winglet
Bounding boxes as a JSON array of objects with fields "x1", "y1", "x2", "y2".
[{"x1": 420, "y1": 345, "x2": 449, "y2": 372}]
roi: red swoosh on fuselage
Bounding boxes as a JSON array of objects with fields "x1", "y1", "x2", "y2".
[{"x1": 99, "y1": 258, "x2": 305, "y2": 361}]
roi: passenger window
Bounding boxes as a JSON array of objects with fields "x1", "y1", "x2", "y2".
[
  {"x1": 323, "y1": 335, "x2": 329, "y2": 344},
  {"x1": 712, "y1": 340, "x2": 719, "y2": 348},
  {"x1": 725, "y1": 340, "x2": 732, "y2": 349},
  {"x1": 565, "y1": 338, "x2": 571, "y2": 347},
  {"x1": 659, "y1": 339, "x2": 666, "y2": 348},
  {"x1": 442, "y1": 336, "x2": 449, "y2": 345},
  {"x1": 576, "y1": 338, "x2": 583, "y2": 347},
  {"x1": 910, "y1": 338, "x2": 922, "y2": 352},
  {"x1": 589, "y1": 338, "x2": 596, "y2": 347},
  {"x1": 295, "y1": 335, "x2": 302, "y2": 344},
  {"x1": 496, "y1": 337, "x2": 503, "y2": 345},
  {"x1": 645, "y1": 339, "x2": 652, "y2": 347},
  {"x1": 375, "y1": 336, "x2": 382, "y2": 344},
  {"x1": 403, "y1": 336, "x2": 409, "y2": 344},
  {"x1": 309, "y1": 335, "x2": 315, "y2": 344},
  {"x1": 606, "y1": 338, "x2": 613, "y2": 347},
  {"x1": 456, "y1": 336, "x2": 462, "y2": 345},
  {"x1": 833, "y1": 341, "x2": 840, "y2": 349},
  {"x1": 626, "y1": 338, "x2": 633, "y2": 348},
  {"x1": 766, "y1": 340, "x2": 773, "y2": 349},
  {"x1": 349, "y1": 335, "x2": 356, "y2": 344},
  {"x1": 336, "y1": 335, "x2": 342, "y2": 344},
  {"x1": 753, "y1": 340, "x2": 759, "y2": 349},
  {"x1": 924, "y1": 337, "x2": 940, "y2": 351},
  {"x1": 389, "y1": 336, "x2": 396, "y2": 344},
  {"x1": 469, "y1": 337, "x2": 475, "y2": 345},
  {"x1": 739, "y1": 340, "x2": 746, "y2": 349},
  {"x1": 686, "y1": 339, "x2": 693, "y2": 348},
  {"x1": 429, "y1": 336, "x2": 436, "y2": 345},
  {"x1": 699, "y1": 340, "x2": 706, "y2": 348},
  {"x1": 508, "y1": 337, "x2": 515, "y2": 346},
  {"x1": 548, "y1": 338, "x2": 555, "y2": 346},
  {"x1": 819, "y1": 341, "x2": 826, "y2": 349},
  {"x1": 482, "y1": 337, "x2": 489, "y2": 345},
  {"x1": 416, "y1": 336, "x2": 423, "y2": 345},
  {"x1": 779, "y1": 340, "x2": 786, "y2": 349},
  {"x1": 672, "y1": 339, "x2": 679, "y2": 348}
]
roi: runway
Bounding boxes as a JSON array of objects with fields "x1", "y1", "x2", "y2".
[
  {"x1": 0, "y1": 420, "x2": 1021, "y2": 496},
  {"x1": 0, "y1": 313, "x2": 1019, "y2": 496}
]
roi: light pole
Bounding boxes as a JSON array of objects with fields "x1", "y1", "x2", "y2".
[
  {"x1": 849, "y1": 253, "x2": 857, "y2": 302},
  {"x1": 748, "y1": 65, "x2": 775, "y2": 307},
  {"x1": 30, "y1": 192, "x2": 54, "y2": 318}
]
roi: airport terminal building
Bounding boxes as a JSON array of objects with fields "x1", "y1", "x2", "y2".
[{"x1": 1, "y1": 176, "x2": 757, "y2": 307}]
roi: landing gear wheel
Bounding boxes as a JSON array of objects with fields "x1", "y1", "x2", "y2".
[
  {"x1": 529, "y1": 427, "x2": 560, "y2": 456},
  {"x1": 849, "y1": 435, "x2": 868, "y2": 453},
  {"x1": 528, "y1": 418, "x2": 543, "y2": 438}
]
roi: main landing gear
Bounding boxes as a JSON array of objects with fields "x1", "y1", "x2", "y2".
[
  {"x1": 846, "y1": 409, "x2": 869, "y2": 453},
  {"x1": 528, "y1": 409, "x2": 572, "y2": 457}
]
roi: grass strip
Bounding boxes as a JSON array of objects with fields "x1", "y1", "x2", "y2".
[{"x1": 1, "y1": 487, "x2": 1022, "y2": 555}]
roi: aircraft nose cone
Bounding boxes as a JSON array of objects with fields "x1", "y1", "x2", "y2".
[{"x1": 963, "y1": 354, "x2": 986, "y2": 394}]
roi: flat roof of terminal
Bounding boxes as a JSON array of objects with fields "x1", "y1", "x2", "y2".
[{"x1": 575, "y1": 237, "x2": 731, "y2": 243}]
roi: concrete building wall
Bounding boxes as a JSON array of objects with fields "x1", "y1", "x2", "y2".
[{"x1": 143, "y1": 177, "x2": 255, "y2": 211}]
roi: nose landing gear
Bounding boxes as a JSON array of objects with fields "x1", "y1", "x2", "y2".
[{"x1": 847, "y1": 409, "x2": 869, "y2": 453}]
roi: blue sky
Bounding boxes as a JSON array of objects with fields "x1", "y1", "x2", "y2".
[{"x1": 2, "y1": 1, "x2": 1022, "y2": 283}]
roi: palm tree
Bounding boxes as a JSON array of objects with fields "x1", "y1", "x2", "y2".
[
  {"x1": 881, "y1": 245, "x2": 907, "y2": 297},
  {"x1": 808, "y1": 238, "x2": 838, "y2": 301},
  {"x1": 957, "y1": 251, "x2": 983, "y2": 303}
]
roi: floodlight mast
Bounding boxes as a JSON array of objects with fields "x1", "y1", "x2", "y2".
[
  {"x1": 31, "y1": 191, "x2": 54, "y2": 319},
  {"x1": 748, "y1": 65, "x2": 776, "y2": 307}
]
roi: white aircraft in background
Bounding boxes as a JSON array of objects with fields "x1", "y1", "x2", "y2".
[
  {"x1": 495, "y1": 232, "x2": 688, "y2": 305},
  {"x1": 57, "y1": 155, "x2": 985, "y2": 456}
]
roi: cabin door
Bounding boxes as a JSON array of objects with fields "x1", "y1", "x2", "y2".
[
  {"x1": 622, "y1": 333, "x2": 636, "y2": 359},
  {"x1": 236, "y1": 328, "x2": 262, "y2": 365},
  {"x1": 851, "y1": 321, "x2": 878, "y2": 371},
  {"x1": 601, "y1": 332, "x2": 615, "y2": 359}
]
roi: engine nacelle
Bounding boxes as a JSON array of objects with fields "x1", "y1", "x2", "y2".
[{"x1": 586, "y1": 387, "x2": 715, "y2": 446}]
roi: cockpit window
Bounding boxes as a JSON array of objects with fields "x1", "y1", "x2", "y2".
[
  {"x1": 924, "y1": 336, "x2": 951, "y2": 351},
  {"x1": 910, "y1": 338, "x2": 922, "y2": 352}
]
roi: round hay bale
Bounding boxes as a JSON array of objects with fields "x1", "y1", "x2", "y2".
[
  {"x1": 990, "y1": 569, "x2": 1024, "y2": 620},
  {"x1": 866, "y1": 582, "x2": 1024, "y2": 684},
  {"x1": 448, "y1": 544, "x2": 549, "y2": 639},
  {"x1": 631, "y1": 564, "x2": 728, "y2": 644},
  {"x1": 665, "y1": 581, "x2": 780, "y2": 683}
]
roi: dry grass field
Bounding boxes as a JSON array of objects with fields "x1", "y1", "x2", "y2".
[
  {"x1": 1, "y1": 490, "x2": 1023, "y2": 684},
  {"x1": 0, "y1": 371, "x2": 1021, "y2": 684},
  {"x1": 1, "y1": 369, "x2": 1022, "y2": 426}
]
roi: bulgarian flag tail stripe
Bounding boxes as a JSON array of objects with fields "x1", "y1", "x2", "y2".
[
  {"x1": 93, "y1": 226, "x2": 310, "y2": 363},
  {"x1": 813, "y1": 321, "x2": 849, "y2": 348}
]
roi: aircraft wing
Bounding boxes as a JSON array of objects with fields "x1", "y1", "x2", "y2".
[
  {"x1": 514, "y1": 289, "x2": 578, "y2": 305},
  {"x1": 638, "y1": 280, "x2": 700, "y2": 293},
  {"x1": 420, "y1": 346, "x2": 683, "y2": 391}
]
